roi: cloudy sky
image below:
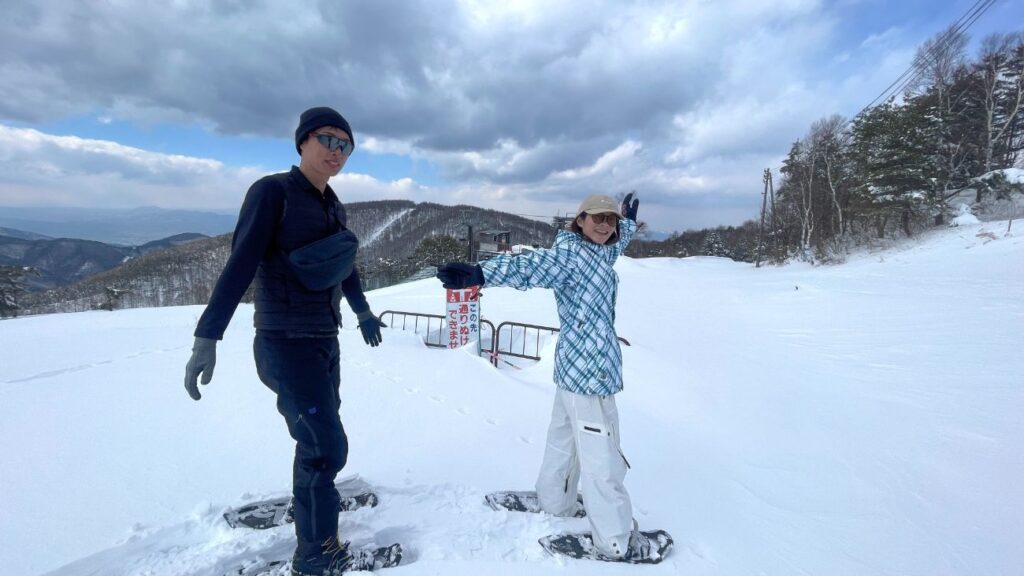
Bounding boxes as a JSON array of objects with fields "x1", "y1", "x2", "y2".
[{"x1": 0, "y1": 0, "x2": 1020, "y2": 233}]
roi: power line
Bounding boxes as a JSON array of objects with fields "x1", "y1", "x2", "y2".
[
  {"x1": 892, "y1": 0, "x2": 996, "y2": 98},
  {"x1": 852, "y1": 0, "x2": 998, "y2": 121},
  {"x1": 858, "y1": 0, "x2": 986, "y2": 112}
]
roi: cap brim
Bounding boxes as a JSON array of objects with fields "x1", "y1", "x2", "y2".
[{"x1": 580, "y1": 208, "x2": 623, "y2": 216}]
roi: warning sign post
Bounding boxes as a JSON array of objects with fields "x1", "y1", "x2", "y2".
[{"x1": 445, "y1": 286, "x2": 480, "y2": 351}]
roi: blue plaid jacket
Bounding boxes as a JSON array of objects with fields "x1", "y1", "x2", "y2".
[{"x1": 480, "y1": 219, "x2": 636, "y2": 395}]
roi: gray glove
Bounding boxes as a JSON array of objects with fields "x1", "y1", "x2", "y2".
[
  {"x1": 184, "y1": 336, "x2": 217, "y2": 401},
  {"x1": 357, "y1": 310, "x2": 386, "y2": 347}
]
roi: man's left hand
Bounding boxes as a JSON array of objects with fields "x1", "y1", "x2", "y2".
[{"x1": 357, "y1": 311, "x2": 386, "y2": 347}]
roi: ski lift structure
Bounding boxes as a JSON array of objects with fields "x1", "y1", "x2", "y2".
[{"x1": 472, "y1": 229, "x2": 512, "y2": 262}]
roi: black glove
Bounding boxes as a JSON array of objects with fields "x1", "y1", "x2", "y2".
[
  {"x1": 184, "y1": 336, "x2": 217, "y2": 401},
  {"x1": 621, "y1": 192, "x2": 640, "y2": 222},
  {"x1": 357, "y1": 310, "x2": 386, "y2": 347},
  {"x1": 436, "y1": 262, "x2": 485, "y2": 289}
]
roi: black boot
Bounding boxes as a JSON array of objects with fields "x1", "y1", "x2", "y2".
[{"x1": 291, "y1": 536, "x2": 352, "y2": 576}]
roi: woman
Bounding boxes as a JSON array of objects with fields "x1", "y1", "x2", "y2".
[{"x1": 436, "y1": 193, "x2": 652, "y2": 561}]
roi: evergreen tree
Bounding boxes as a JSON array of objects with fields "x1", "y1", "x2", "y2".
[
  {"x1": 906, "y1": 84, "x2": 978, "y2": 225},
  {"x1": 850, "y1": 101, "x2": 932, "y2": 236},
  {"x1": 0, "y1": 266, "x2": 34, "y2": 319},
  {"x1": 408, "y1": 235, "x2": 465, "y2": 271},
  {"x1": 701, "y1": 232, "x2": 731, "y2": 258}
]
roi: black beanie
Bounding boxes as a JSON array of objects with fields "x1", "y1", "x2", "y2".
[{"x1": 295, "y1": 106, "x2": 354, "y2": 155}]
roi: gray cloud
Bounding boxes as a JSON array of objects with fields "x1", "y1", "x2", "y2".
[
  {"x1": 0, "y1": 126, "x2": 263, "y2": 209},
  {"x1": 1, "y1": 0, "x2": 999, "y2": 232},
  {"x1": 0, "y1": 1, "x2": 797, "y2": 150}
]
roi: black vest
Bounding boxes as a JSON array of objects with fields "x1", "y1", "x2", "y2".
[{"x1": 253, "y1": 169, "x2": 348, "y2": 335}]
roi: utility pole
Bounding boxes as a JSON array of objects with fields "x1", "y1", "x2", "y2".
[
  {"x1": 458, "y1": 208, "x2": 477, "y2": 263},
  {"x1": 767, "y1": 169, "x2": 777, "y2": 260},
  {"x1": 757, "y1": 168, "x2": 770, "y2": 267}
]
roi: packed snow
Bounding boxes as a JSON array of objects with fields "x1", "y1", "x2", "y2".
[
  {"x1": 950, "y1": 203, "x2": 982, "y2": 227},
  {"x1": 360, "y1": 208, "x2": 414, "y2": 248},
  {"x1": 995, "y1": 167, "x2": 1024, "y2": 184},
  {"x1": 0, "y1": 220, "x2": 1021, "y2": 576}
]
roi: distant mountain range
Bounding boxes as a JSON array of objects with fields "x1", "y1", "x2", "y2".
[
  {"x1": 0, "y1": 226, "x2": 53, "y2": 241},
  {"x1": 0, "y1": 206, "x2": 237, "y2": 245},
  {"x1": 0, "y1": 205, "x2": 676, "y2": 245},
  {"x1": 0, "y1": 232, "x2": 208, "y2": 290},
  {"x1": 3, "y1": 200, "x2": 739, "y2": 316},
  {"x1": 14, "y1": 201, "x2": 561, "y2": 315}
]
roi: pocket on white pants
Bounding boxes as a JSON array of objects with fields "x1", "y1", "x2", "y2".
[{"x1": 578, "y1": 419, "x2": 608, "y2": 437}]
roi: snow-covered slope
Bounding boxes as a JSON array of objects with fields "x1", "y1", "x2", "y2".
[{"x1": 1, "y1": 221, "x2": 1021, "y2": 576}]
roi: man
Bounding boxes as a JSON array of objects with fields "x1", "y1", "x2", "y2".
[{"x1": 184, "y1": 106, "x2": 387, "y2": 576}]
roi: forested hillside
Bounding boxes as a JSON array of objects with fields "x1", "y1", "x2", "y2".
[
  {"x1": 0, "y1": 233, "x2": 208, "y2": 291},
  {"x1": 15, "y1": 201, "x2": 557, "y2": 315}
]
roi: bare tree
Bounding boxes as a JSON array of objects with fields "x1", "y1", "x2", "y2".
[
  {"x1": 977, "y1": 33, "x2": 1024, "y2": 198},
  {"x1": 811, "y1": 115, "x2": 852, "y2": 239},
  {"x1": 785, "y1": 139, "x2": 817, "y2": 258},
  {"x1": 909, "y1": 25, "x2": 969, "y2": 99}
]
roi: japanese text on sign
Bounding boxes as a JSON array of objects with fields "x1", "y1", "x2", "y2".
[{"x1": 445, "y1": 286, "x2": 480, "y2": 349}]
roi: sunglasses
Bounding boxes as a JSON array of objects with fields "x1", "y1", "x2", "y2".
[
  {"x1": 315, "y1": 133, "x2": 354, "y2": 155},
  {"x1": 588, "y1": 213, "x2": 620, "y2": 225}
]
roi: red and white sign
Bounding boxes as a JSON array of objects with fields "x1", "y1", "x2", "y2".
[{"x1": 445, "y1": 286, "x2": 480, "y2": 349}]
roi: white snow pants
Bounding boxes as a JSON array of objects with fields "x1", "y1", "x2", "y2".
[{"x1": 535, "y1": 387, "x2": 634, "y2": 558}]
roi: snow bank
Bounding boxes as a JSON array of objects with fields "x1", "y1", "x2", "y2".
[{"x1": 1, "y1": 221, "x2": 1021, "y2": 576}]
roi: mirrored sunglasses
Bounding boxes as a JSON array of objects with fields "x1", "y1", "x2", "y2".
[
  {"x1": 315, "y1": 133, "x2": 354, "y2": 155},
  {"x1": 589, "y1": 213, "x2": 620, "y2": 225}
]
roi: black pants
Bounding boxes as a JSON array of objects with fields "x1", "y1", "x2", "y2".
[{"x1": 254, "y1": 334, "x2": 348, "y2": 558}]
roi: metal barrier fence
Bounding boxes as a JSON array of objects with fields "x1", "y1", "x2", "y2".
[
  {"x1": 492, "y1": 321, "x2": 630, "y2": 366},
  {"x1": 379, "y1": 310, "x2": 628, "y2": 368},
  {"x1": 492, "y1": 321, "x2": 557, "y2": 366},
  {"x1": 379, "y1": 310, "x2": 495, "y2": 358},
  {"x1": 480, "y1": 319, "x2": 496, "y2": 359},
  {"x1": 379, "y1": 310, "x2": 445, "y2": 347}
]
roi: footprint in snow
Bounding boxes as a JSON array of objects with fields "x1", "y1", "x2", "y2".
[{"x1": 369, "y1": 369, "x2": 400, "y2": 383}]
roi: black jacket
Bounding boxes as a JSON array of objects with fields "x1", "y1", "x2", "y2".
[{"x1": 195, "y1": 166, "x2": 368, "y2": 339}]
